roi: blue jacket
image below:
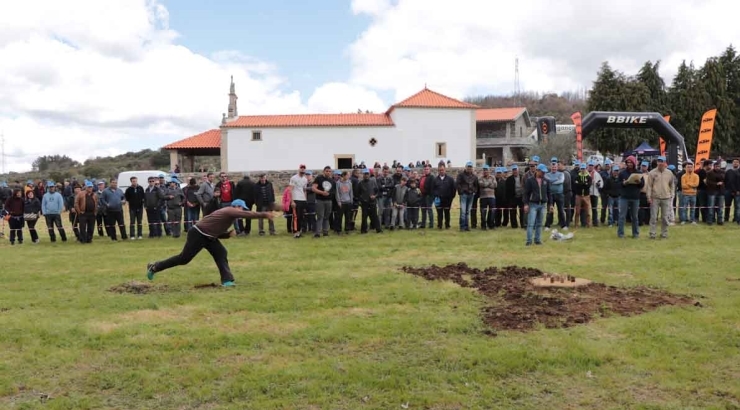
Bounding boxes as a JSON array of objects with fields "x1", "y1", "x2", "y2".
[
  {"x1": 100, "y1": 187, "x2": 125, "y2": 212},
  {"x1": 42, "y1": 191, "x2": 65, "y2": 215},
  {"x1": 544, "y1": 171, "x2": 564, "y2": 195}
]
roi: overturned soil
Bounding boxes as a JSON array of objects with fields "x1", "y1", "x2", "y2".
[
  {"x1": 108, "y1": 281, "x2": 167, "y2": 294},
  {"x1": 194, "y1": 283, "x2": 220, "y2": 289},
  {"x1": 401, "y1": 263, "x2": 698, "y2": 333}
]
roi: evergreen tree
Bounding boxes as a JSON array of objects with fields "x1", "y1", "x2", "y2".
[
  {"x1": 700, "y1": 57, "x2": 736, "y2": 155},
  {"x1": 719, "y1": 45, "x2": 740, "y2": 152},
  {"x1": 668, "y1": 61, "x2": 706, "y2": 155},
  {"x1": 586, "y1": 62, "x2": 631, "y2": 153}
]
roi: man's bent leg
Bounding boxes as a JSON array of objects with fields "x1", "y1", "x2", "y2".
[{"x1": 204, "y1": 238, "x2": 234, "y2": 284}]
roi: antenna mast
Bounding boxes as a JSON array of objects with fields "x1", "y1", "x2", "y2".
[{"x1": 514, "y1": 57, "x2": 521, "y2": 105}]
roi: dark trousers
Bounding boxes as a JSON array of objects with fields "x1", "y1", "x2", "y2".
[
  {"x1": 350, "y1": 202, "x2": 359, "y2": 230},
  {"x1": 545, "y1": 193, "x2": 566, "y2": 228},
  {"x1": 494, "y1": 199, "x2": 509, "y2": 227},
  {"x1": 105, "y1": 210, "x2": 127, "y2": 240},
  {"x1": 8, "y1": 216, "x2": 24, "y2": 243},
  {"x1": 154, "y1": 228, "x2": 234, "y2": 284},
  {"x1": 600, "y1": 193, "x2": 609, "y2": 224},
  {"x1": 237, "y1": 203, "x2": 253, "y2": 235},
  {"x1": 407, "y1": 205, "x2": 420, "y2": 227},
  {"x1": 304, "y1": 202, "x2": 316, "y2": 232},
  {"x1": 639, "y1": 193, "x2": 650, "y2": 225},
  {"x1": 96, "y1": 212, "x2": 106, "y2": 236},
  {"x1": 167, "y1": 208, "x2": 182, "y2": 238},
  {"x1": 78, "y1": 213, "x2": 95, "y2": 243},
  {"x1": 509, "y1": 197, "x2": 526, "y2": 228},
  {"x1": 45, "y1": 214, "x2": 67, "y2": 242},
  {"x1": 129, "y1": 208, "x2": 143, "y2": 238},
  {"x1": 724, "y1": 191, "x2": 736, "y2": 222},
  {"x1": 68, "y1": 212, "x2": 80, "y2": 240},
  {"x1": 336, "y1": 203, "x2": 353, "y2": 232},
  {"x1": 146, "y1": 207, "x2": 162, "y2": 237},
  {"x1": 26, "y1": 219, "x2": 39, "y2": 242},
  {"x1": 421, "y1": 194, "x2": 434, "y2": 228},
  {"x1": 470, "y1": 194, "x2": 479, "y2": 228},
  {"x1": 563, "y1": 192, "x2": 572, "y2": 225},
  {"x1": 569, "y1": 192, "x2": 577, "y2": 223},
  {"x1": 285, "y1": 212, "x2": 293, "y2": 233},
  {"x1": 590, "y1": 195, "x2": 600, "y2": 226},
  {"x1": 479, "y1": 197, "x2": 495, "y2": 229},
  {"x1": 436, "y1": 197, "x2": 452, "y2": 228},
  {"x1": 160, "y1": 207, "x2": 171, "y2": 235},
  {"x1": 360, "y1": 201, "x2": 382, "y2": 233},
  {"x1": 292, "y1": 200, "x2": 306, "y2": 235},
  {"x1": 696, "y1": 190, "x2": 708, "y2": 222}
]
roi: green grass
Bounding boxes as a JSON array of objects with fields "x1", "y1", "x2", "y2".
[{"x1": 1, "y1": 215, "x2": 739, "y2": 409}]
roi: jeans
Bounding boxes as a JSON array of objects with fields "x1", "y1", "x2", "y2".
[
  {"x1": 421, "y1": 195, "x2": 434, "y2": 227},
  {"x1": 680, "y1": 195, "x2": 696, "y2": 222},
  {"x1": 314, "y1": 200, "x2": 333, "y2": 234},
  {"x1": 479, "y1": 197, "x2": 495, "y2": 229},
  {"x1": 525, "y1": 203, "x2": 545, "y2": 244},
  {"x1": 735, "y1": 194, "x2": 740, "y2": 223},
  {"x1": 545, "y1": 193, "x2": 565, "y2": 228},
  {"x1": 153, "y1": 228, "x2": 234, "y2": 284},
  {"x1": 607, "y1": 197, "x2": 619, "y2": 225},
  {"x1": 618, "y1": 198, "x2": 640, "y2": 238},
  {"x1": 129, "y1": 207, "x2": 144, "y2": 237},
  {"x1": 377, "y1": 197, "x2": 391, "y2": 227},
  {"x1": 650, "y1": 198, "x2": 672, "y2": 237},
  {"x1": 459, "y1": 193, "x2": 475, "y2": 230},
  {"x1": 45, "y1": 214, "x2": 67, "y2": 242},
  {"x1": 184, "y1": 206, "x2": 200, "y2": 232},
  {"x1": 707, "y1": 194, "x2": 725, "y2": 224},
  {"x1": 257, "y1": 204, "x2": 276, "y2": 234}
]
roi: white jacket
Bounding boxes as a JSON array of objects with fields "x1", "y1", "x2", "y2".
[{"x1": 589, "y1": 171, "x2": 603, "y2": 196}]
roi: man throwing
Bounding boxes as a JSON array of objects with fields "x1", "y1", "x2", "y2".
[{"x1": 146, "y1": 199, "x2": 277, "y2": 287}]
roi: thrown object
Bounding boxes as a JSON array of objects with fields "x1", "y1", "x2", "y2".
[{"x1": 550, "y1": 229, "x2": 574, "y2": 241}]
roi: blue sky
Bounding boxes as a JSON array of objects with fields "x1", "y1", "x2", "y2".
[{"x1": 162, "y1": 0, "x2": 395, "y2": 104}]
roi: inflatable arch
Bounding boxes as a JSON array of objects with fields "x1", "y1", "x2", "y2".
[{"x1": 581, "y1": 111, "x2": 690, "y2": 164}]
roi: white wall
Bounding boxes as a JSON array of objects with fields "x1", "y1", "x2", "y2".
[{"x1": 224, "y1": 108, "x2": 476, "y2": 172}]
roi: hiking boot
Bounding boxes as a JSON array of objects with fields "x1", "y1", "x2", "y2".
[{"x1": 146, "y1": 263, "x2": 156, "y2": 280}]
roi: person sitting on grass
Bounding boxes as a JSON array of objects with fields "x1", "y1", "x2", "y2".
[{"x1": 146, "y1": 199, "x2": 277, "y2": 287}]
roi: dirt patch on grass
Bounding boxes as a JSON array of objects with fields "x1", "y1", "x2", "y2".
[
  {"x1": 401, "y1": 263, "x2": 698, "y2": 333},
  {"x1": 108, "y1": 281, "x2": 167, "y2": 294},
  {"x1": 194, "y1": 283, "x2": 220, "y2": 289}
]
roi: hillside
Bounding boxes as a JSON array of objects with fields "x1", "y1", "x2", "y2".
[
  {"x1": 0, "y1": 149, "x2": 217, "y2": 184},
  {"x1": 466, "y1": 91, "x2": 587, "y2": 124}
]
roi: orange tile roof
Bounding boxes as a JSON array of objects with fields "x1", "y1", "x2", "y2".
[
  {"x1": 164, "y1": 129, "x2": 221, "y2": 150},
  {"x1": 225, "y1": 113, "x2": 394, "y2": 128},
  {"x1": 390, "y1": 88, "x2": 480, "y2": 111},
  {"x1": 476, "y1": 107, "x2": 527, "y2": 122}
]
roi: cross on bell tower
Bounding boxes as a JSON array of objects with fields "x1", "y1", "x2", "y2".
[{"x1": 227, "y1": 75, "x2": 238, "y2": 119}]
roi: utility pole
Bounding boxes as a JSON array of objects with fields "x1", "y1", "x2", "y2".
[{"x1": 514, "y1": 57, "x2": 521, "y2": 105}]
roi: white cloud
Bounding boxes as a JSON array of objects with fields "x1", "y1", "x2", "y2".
[
  {"x1": 307, "y1": 83, "x2": 388, "y2": 113},
  {"x1": 347, "y1": 0, "x2": 740, "y2": 100}
]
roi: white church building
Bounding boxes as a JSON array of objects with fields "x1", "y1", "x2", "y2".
[{"x1": 164, "y1": 78, "x2": 534, "y2": 171}]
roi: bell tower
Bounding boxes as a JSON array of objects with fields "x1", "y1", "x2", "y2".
[{"x1": 227, "y1": 75, "x2": 238, "y2": 119}]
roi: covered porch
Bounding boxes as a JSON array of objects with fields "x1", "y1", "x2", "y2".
[{"x1": 163, "y1": 129, "x2": 221, "y2": 173}]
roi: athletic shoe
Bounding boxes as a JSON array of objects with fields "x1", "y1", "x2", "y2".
[
  {"x1": 222, "y1": 281, "x2": 235, "y2": 287},
  {"x1": 146, "y1": 263, "x2": 156, "y2": 280}
]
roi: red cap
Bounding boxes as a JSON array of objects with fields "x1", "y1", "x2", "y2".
[{"x1": 299, "y1": 164, "x2": 306, "y2": 169}]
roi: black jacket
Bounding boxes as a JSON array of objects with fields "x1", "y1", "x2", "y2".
[
  {"x1": 125, "y1": 185, "x2": 145, "y2": 210},
  {"x1": 725, "y1": 168, "x2": 740, "y2": 193},
  {"x1": 357, "y1": 178, "x2": 379, "y2": 202},
  {"x1": 573, "y1": 172, "x2": 592, "y2": 196},
  {"x1": 618, "y1": 169, "x2": 644, "y2": 200},
  {"x1": 455, "y1": 171, "x2": 479, "y2": 195},
  {"x1": 255, "y1": 180, "x2": 275, "y2": 205},
  {"x1": 432, "y1": 175, "x2": 456, "y2": 199},
  {"x1": 377, "y1": 175, "x2": 394, "y2": 198},
  {"x1": 505, "y1": 174, "x2": 525, "y2": 200},
  {"x1": 144, "y1": 186, "x2": 164, "y2": 208},
  {"x1": 235, "y1": 177, "x2": 256, "y2": 206},
  {"x1": 523, "y1": 177, "x2": 551, "y2": 206},
  {"x1": 24, "y1": 197, "x2": 41, "y2": 215},
  {"x1": 603, "y1": 175, "x2": 622, "y2": 198},
  {"x1": 495, "y1": 177, "x2": 508, "y2": 204}
]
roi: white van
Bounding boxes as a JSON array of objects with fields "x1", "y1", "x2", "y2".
[{"x1": 117, "y1": 170, "x2": 169, "y2": 192}]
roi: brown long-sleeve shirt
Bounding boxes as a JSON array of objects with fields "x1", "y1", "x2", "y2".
[{"x1": 194, "y1": 206, "x2": 268, "y2": 237}]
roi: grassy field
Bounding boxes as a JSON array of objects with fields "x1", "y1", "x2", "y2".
[{"x1": 1, "y1": 213, "x2": 739, "y2": 409}]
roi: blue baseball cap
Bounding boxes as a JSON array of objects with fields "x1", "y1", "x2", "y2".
[
  {"x1": 465, "y1": 161, "x2": 474, "y2": 167},
  {"x1": 668, "y1": 164, "x2": 676, "y2": 171},
  {"x1": 605, "y1": 159, "x2": 613, "y2": 165},
  {"x1": 305, "y1": 170, "x2": 313, "y2": 175},
  {"x1": 362, "y1": 169, "x2": 370, "y2": 174},
  {"x1": 532, "y1": 156, "x2": 540, "y2": 162},
  {"x1": 573, "y1": 160, "x2": 580, "y2": 166},
  {"x1": 403, "y1": 166, "x2": 410, "y2": 171},
  {"x1": 587, "y1": 161, "x2": 595, "y2": 166},
  {"x1": 536, "y1": 164, "x2": 548, "y2": 172},
  {"x1": 333, "y1": 170, "x2": 341, "y2": 175},
  {"x1": 158, "y1": 173, "x2": 165, "y2": 178},
  {"x1": 1, "y1": 181, "x2": 7, "y2": 187},
  {"x1": 657, "y1": 156, "x2": 666, "y2": 162},
  {"x1": 27, "y1": 180, "x2": 33, "y2": 185},
  {"x1": 85, "y1": 181, "x2": 93, "y2": 187},
  {"x1": 97, "y1": 180, "x2": 105, "y2": 185},
  {"x1": 495, "y1": 167, "x2": 503, "y2": 173},
  {"x1": 641, "y1": 161, "x2": 649, "y2": 167},
  {"x1": 169, "y1": 177, "x2": 180, "y2": 184},
  {"x1": 482, "y1": 164, "x2": 490, "y2": 170},
  {"x1": 231, "y1": 199, "x2": 248, "y2": 209},
  {"x1": 612, "y1": 166, "x2": 620, "y2": 172},
  {"x1": 511, "y1": 165, "x2": 519, "y2": 170},
  {"x1": 580, "y1": 163, "x2": 587, "y2": 169},
  {"x1": 550, "y1": 157, "x2": 558, "y2": 163}
]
